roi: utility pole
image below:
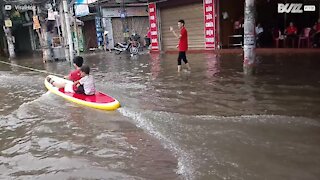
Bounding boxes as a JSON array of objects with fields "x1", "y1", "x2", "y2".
[
  {"x1": 59, "y1": 2, "x2": 69, "y2": 61},
  {"x1": 52, "y1": 0, "x2": 62, "y2": 43},
  {"x1": 3, "y1": 26, "x2": 15, "y2": 58},
  {"x1": 32, "y1": 5, "x2": 52, "y2": 63},
  {"x1": 3, "y1": 4, "x2": 15, "y2": 58},
  {"x1": 243, "y1": 0, "x2": 256, "y2": 75},
  {"x1": 63, "y1": 0, "x2": 74, "y2": 63},
  {"x1": 96, "y1": 0, "x2": 103, "y2": 49},
  {"x1": 73, "y1": 19, "x2": 80, "y2": 56},
  {"x1": 42, "y1": 19, "x2": 53, "y2": 62},
  {"x1": 72, "y1": 5, "x2": 80, "y2": 56}
]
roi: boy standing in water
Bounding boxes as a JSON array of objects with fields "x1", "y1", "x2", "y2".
[{"x1": 170, "y1": 19, "x2": 191, "y2": 72}]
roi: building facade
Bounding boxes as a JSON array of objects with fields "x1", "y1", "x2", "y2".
[
  {"x1": 149, "y1": 0, "x2": 320, "y2": 51},
  {"x1": 148, "y1": 0, "x2": 219, "y2": 51},
  {"x1": 101, "y1": 6, "x2": 149, "y2": 48}
]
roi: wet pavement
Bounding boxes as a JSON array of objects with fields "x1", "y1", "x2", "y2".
[{"x1": 0, "y1": 50, "x2": 320, "y2": 180}]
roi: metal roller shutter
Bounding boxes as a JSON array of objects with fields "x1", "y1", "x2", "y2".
[
  {"x1": 83, "y1": 20, "x2": 98, "y2": 49},
  {"x1": 160, "y1": 3, "x2": 204, "y2": 51},
  {"x1": 112, "y1": 17, "x2": 149, "y2": 45},
  {"x1": 112, "y1": 18, "x2": 127, "y2": 44}
]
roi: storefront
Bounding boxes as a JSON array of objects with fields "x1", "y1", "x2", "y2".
[
  {"x1": 149, "y1": 0, "x2": 218, "y2": 51},
  {"x1": 102, "y1": 6, "x2": 149, "y2": 48},
  {"x1": 218, "y1": 0, "x2": 320, "y2": 48},
  {"x1": 80, "y1": 15, "x2": 98, "y2": 50},
  {"x1": 160, "y1": 3, "x2": 205, "y2": 50},
  {"x1": 219, "y1": 0, "x2": 244, "y2": 48},
  {"x1": 3, "y1": 5, "x2": 37, "y2": 54}
]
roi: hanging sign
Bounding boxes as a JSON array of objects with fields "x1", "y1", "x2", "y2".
[
  {"x1": 75, "y1": 0, "x2": 97, "y2": 4},
  {"x1": 75, "y1": 4, "x2": 89, "y2": 17},
  {"x1": 33, "y1": 16, "x2": 41, "y2": 30},
  {"x1": 5, "y1": 19, "x2": 12, "y2": 27},
  {"x1": 95, "y1": 17, "x2": 103, "y2": 47},
  {"x1": 203, "y1": 0, "x2": 215, "y2": 49},
  {"x1": 48, "y1": 9, "x2": 55, "y2": 20},
  {"x1": 148, "y1": 3, "x2": 159, "y2": 51}
]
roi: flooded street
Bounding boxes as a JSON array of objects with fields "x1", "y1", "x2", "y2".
[{"x1": 0, "y1": 51, "x2": 320, "y2": 180}]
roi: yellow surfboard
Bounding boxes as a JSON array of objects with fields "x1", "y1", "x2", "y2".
[{"x1": 45, "y1": 75, "x2": 120, "y2": 111}]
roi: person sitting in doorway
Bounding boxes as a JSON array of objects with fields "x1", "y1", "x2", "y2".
[
  {"x1": 312, "y1": 19, "x2": 320, "y2": 47},
  {"x1": 234, "y1": 19, "x2": 242, "y2": 35},
  {"x1": 285, "y1": 22, "x2": 298, "y2": 47},
  {"x1": 255, "y1": 23, "x2": 264, "y2": 47}
]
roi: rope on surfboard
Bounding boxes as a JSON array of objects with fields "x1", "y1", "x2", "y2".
[
  {"x1": 0, "y1": 60, "x2": 65, "y2": 77},
  {"x1": 0, "y1": 60, "x2": 107, "y2": 83}
]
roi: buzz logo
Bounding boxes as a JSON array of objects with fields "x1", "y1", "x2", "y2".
[
  {"x1": 278, "y1": 3, "x2": 316, "y2": 13},
  {"x1": 278, "y1": 3, "x2": 303, "y2": 13}
]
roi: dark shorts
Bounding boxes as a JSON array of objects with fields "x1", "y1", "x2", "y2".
[
  {"x1": 75, "y1": 85, "x2": 85, "y2": 94},
  {"x1": 145, "y1": 37, "x2": 151, "y2": 47},
  {"x1": 177, "y1": 51, "x2": 188, "y2": 65}
]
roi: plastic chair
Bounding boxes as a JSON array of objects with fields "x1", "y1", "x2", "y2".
[
  {"x1": 273, "y1": 29, "x2": 285, "y2": 48},
  {"x1": 298, "y1": 28, "x2": 311, "y2": 48}
]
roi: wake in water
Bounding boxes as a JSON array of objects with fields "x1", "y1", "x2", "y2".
[
  {"x1": 119, "y1": 107, "x2": 196, "y2": 180},
  {"x1": 0, "y1": 91, "x2": 179, "y2": 179},
  {"x1": 2, "y1": 51, "x2": 320, "y2": 180},
  {"x1": 119, "y1": 106, "x2": 320, "y2": 180}
]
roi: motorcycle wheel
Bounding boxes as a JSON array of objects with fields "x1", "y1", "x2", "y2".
[{"x1": 130, "y1": 47, "x2": 139, "y2": 55}]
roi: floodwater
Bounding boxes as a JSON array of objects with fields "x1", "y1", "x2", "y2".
[{"x1": 0, "y1": 51, "x2": 320, "y2": 180}]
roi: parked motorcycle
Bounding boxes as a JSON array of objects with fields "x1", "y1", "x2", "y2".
[
  {"x1": 114, "y1": 42, "x2": 130, "y2": 55},
  {"x1": 114, "y1": 41, "x2": 140, "y2": 55}
]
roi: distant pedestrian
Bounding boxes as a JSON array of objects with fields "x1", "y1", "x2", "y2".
[
  {"x1": 145, "y1": 27, "x2": 151, "y2": 49},
  {"x1": 169, "y1": 19, "x2": 191, "y2": 72},
  {"x1": 104, "y1": 31, "x2": 111, "y2": 52}
]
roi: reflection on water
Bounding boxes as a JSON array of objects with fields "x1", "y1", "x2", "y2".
[{"x1": 1, "y1": 51, "x2": 320, "y2": 180}]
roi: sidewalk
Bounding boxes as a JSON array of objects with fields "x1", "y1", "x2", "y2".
[{"x1": 164, "y1": 48, "x2": 320, "y2": 54}]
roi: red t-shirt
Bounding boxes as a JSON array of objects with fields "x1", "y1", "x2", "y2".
[
  {"x1": 147, "y1": 30, "x2": 151, "y2": 38},
  {"x1": 286, "y1": 26, "x2": 297, "y2": 35},
  {"x1": 179, "y1": 27, "x2": 188, "y2": 52},
  {"x1": 68, "y1": 69, "x2": 81, "y2": 82}
]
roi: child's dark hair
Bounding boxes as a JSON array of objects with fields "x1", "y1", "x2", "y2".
[
  {"x1": 73, "y1": 56, "x2": 84, "y2": 67},
  {"x1": 80, "y1": 65, "x2": 90, "y2": 75},
  {"x1": 178, "y1": 19, "x2": 185, "y2": 25}
]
